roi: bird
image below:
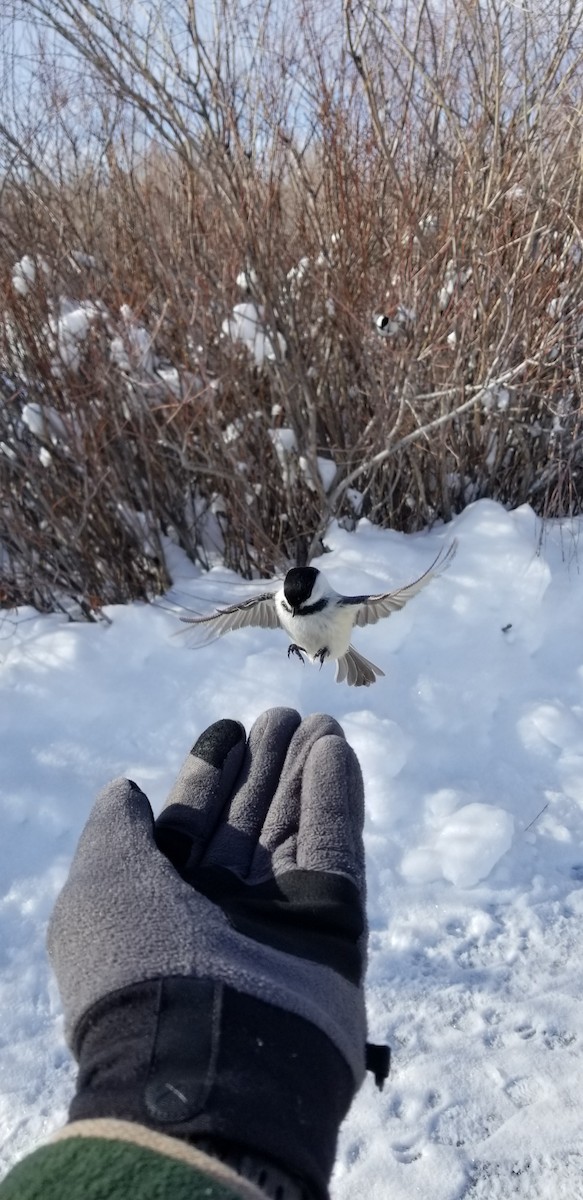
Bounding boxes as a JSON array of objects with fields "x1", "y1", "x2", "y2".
[{"x1": 179, "y1": 540, "x2": 457, "y2": 687}]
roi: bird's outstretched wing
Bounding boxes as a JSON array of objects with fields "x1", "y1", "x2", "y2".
[
  {"x1": 178, "y1": 591, "x2": 279, "y2": 644},
  {"x1": 339, "y1": 539, "x2": 457, "y2": 628}
]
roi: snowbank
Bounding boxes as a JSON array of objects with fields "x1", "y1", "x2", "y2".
[{"x1": 2, "y1": 499, "x2": 583, "y2": 1197}]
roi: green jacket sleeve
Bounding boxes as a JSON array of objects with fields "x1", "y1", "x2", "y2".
[{"x1": 0, "y1": 1120, "x2": 266, "y2": 1200}]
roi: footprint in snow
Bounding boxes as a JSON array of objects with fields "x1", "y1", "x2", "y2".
[
  {"x1": 505, "y1": 1075, "x2": 544, "y2": 1109},
  {"x1": 543, "y1": 1026, "x2": 576, "y2": 1049},
  {"x1": 391, "y1": 1141, "x2": 422, "y2": 1164},
  {"x1": 515, "y1": 1023, "x2": 536, "y2": 1040}
]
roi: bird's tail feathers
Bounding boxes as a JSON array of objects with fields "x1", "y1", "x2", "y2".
[{"x1": 336, "y1": 646, "x2": 385, "y2": 687}]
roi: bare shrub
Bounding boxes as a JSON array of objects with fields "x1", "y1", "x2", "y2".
[{"x1": 1, "y1": 0, "x2": 583, "y2": 613}]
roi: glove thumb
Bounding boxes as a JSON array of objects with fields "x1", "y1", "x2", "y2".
[{"x1": 62, "y1": 778, "x2": 157, "y2": 889}]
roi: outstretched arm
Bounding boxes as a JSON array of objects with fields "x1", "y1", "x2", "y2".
[{"x1": 0, "y1": 709, "x2": 388, "y2": 1200}]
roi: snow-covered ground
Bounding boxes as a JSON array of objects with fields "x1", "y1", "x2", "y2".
[{"x1": 2, "y1": 498, "x2": 583, "y2": 1197}]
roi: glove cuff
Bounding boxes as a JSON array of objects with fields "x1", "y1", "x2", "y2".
[
  {"x1": 192, "y1": 1138, "x2": 315, "y2": 1200},
  {"x1": 69, "y1": 977, "x2": 355, "y2": 1199}
]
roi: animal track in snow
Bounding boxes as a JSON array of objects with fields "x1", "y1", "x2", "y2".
[
  {"x1": 515, "y1": 1023, "x2": 536, "y2": 1040},
  {"x1": 391, "y1": 1141, "x2": 422, "y2": 1164},
  {"x1": 512, "y1": 1022, "x2": 576, "y2": 1048}
]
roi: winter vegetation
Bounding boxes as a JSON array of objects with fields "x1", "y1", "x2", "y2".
[
  {"x1": 1, "y1": 0, "x2": 583, "y2": 616},
  {"x1": 4, "y1": 5, "x2": 583, "y2": 1197}
]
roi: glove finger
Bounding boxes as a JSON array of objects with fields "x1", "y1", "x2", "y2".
[
  {"x1": 200, "y1": 707, "x2": 301, "y2": 874},
  {"x1": 296, "y1": 734, "x2": 365, "y2": 895},
  {"x1": 247, "y1": 713, "x2": 345, "y2": 882},
  {"x1": 155, "y1": 718, "x2": 246, "y2": 871}
]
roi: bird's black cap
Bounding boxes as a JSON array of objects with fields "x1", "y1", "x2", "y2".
[{"x1": 283, "y1": 566, "x2": 319, "y2": 610}]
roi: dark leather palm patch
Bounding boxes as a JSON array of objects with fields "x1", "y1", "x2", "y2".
[{"x1": 188, "y1": 866, "x2": 365, "y2": 986}]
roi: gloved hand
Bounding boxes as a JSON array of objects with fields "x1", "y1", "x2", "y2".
[{"x1": 48, "y1": 708, "x2": 387, "y2": 1199}]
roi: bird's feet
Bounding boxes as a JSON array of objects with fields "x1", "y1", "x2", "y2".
[
  {"x1": 288, "y1": 643, "x2": 306, "y2": 664},
  {"x1": 315, "y1": 647, "x2": 329, "y2": 669}
]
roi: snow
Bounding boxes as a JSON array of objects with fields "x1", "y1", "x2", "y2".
[
  {"x1": 12, "y1": 255, "x2": 37, "y2": 296},
  {"x1": 3, "y1": 498, "x2": 583, "y2": 1197},
  {"x1": 268, "y1": 426, "x2": 298, "y2": 486},
  {"x1": 8, "y1": 257, "x2": 178, "y2": 392},
  {"x1": 223, "y1": 301, "x2": 286, "y2": 365},
  {"x1": 236, "y1": 268, "x2": 259, "y2": 292},
  {"x1": 315, "y1": 456, "x2": 337, "y2": 492},
  {"x1": 268, "y1": 431, "x2": 337, "y2": 493},
  {"x1": 109, "y1": 305, "x2": 155, "y2": 374},
  {"x1": 117, "y1": 304, "x2": 155, "y2": 372},
  {"x1": 439, "y1": 261, "x2": 473, "y2": 312},
  {"x1": 401, "y1": 800, "x2": 515, "y2": 889},
  {"x1": 299, "y1": 454, "x2": 338, "y2": 493},
  {"x1": 287, "y1": 256, "x2": 311, "y2": 294},
  {"x1": 21, "y1": 402, "x2": 48, "y2": 439},
  {"x1": 482, "y1": 387, "x2": 512, "y2": 414},
  {"x1": 155, "y1": 366, "x2": 182, "y2": 396},
  {"x1": 52, "y1": 302, "x2": 100, "y2": 373},
  {"x1": 20, "y1": 401, "x2": 81, "y2": 461},
  {"x1": 12, "y1": 255, "x2": 48, "y2": 297}
]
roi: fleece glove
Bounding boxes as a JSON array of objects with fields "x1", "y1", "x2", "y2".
[{"x1": 48, "y1": 708, "x2": 388, "y2": 1199}]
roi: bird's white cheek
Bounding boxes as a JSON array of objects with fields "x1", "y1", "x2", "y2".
[{"x1": 275, "y1": 601, "x2": 294, "y2": 637}]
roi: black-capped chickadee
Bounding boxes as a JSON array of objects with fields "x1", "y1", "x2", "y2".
[{"x1": 180, "y1": 541, "x2": 456, "y2": 686}]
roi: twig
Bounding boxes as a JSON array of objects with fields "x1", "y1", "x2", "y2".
[{"x1": 524, "y1": 803, "x2": 549, "y2": 833}]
